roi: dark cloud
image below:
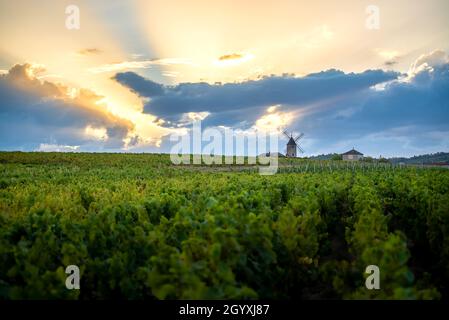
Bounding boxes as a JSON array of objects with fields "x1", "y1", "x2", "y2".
[
  {"x1": 113, "y1": 50, "x2": 449, "y2": 156},
  {"x1": 384, "y1": 60, "x2": 398, "y2": 66},
  {"x1": 0, "y1": 64, "x2": 133, "y2": 150},
  {"x1": 113, "y1": 68, "x2": 398, "y2": 127},
  {"x1": 113, "y1": 72, "x2": 164, "y2": 96},
  {"x1": 293, "y1": 53, "x2": 449, "y2": 155}
]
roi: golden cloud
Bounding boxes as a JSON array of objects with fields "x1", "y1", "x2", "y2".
[
  {"x1": 78, "y1": 48, "x2": 102, "y2": 56},
  {"x1": 218, "y1": 53, "x2": 244, "y2": 61}
]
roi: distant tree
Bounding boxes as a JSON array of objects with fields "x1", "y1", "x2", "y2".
[
  {"x1": 378, "y1": 157, "x2": 390, "y2": 163},
  {"x1": 362, "y1": 156, "x2": 374, "y2": 163},
  {"x1": 331, "y1": 153, "x2": 342, "y2": 161}
]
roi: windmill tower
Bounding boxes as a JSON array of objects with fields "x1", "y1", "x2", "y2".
[{"x1": 283, "y1": 131, "x2": 304, "y2": 157}]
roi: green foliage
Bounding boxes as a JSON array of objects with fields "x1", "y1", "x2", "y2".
[
  {"x1": 331, "y1": 154, "x2": 343, "y2": 161},
  {"x1": 0, "y1": 152, "x2": 448, "y2": 299},
  {"x1": 361, "y1": 156, "x2": 374, "y2": 163}
]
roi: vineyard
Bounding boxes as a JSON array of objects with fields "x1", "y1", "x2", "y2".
[{"x1": 0, "y1": 152, "x2": 448, "y2": 299}]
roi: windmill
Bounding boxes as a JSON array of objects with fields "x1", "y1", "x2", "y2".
[{"x1": 283, "y1": 130, "x2": 304, "y2": 157}]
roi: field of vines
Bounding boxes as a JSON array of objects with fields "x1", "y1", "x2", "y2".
[{"x1": 0, "y1": 152, "x2": 448, "y2": 299}]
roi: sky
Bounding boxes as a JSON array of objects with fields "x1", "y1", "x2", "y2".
[{"x1": 0, "y1": 0, "x2": 448, "y2": 157}]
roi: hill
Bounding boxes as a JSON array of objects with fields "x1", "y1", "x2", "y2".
[
  {"x1": 389, "y1": 152, "x2": 449, "y2": 164},
  {"x1": 308, "y1": 152, "x2": 449, "y2": 164}
]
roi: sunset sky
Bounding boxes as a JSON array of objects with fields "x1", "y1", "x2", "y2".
[{"x1": 1, "y1": 0, "x2": 448, "y2": 157}]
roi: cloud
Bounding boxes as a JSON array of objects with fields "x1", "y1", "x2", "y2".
[
  {"x1": 295, "y1": 51, "x2": 449, "y2": 156},
  {"x1": 376, "y1": 49, "x2": 400, "y2": 60},
  {"x1": 407, "y1": 49, "x2": 449, "y2": 78},
  {"x1": 113, "y1": 68, "x2": 398, "y2": 127},
  {"x1": 293, "y1": 25, "x2": 334, "y2": 49},
  {"x1": 78, "y1": 48, "x2": 102, "y2": 56},
  {"x1": 162, "y1": 71, "x2": 180, "y2": 78},
  {"x1": 2, "y1": 50, "x2": 447, "y2": 157},
  {"x1": 384, "y1": 60, "x2": 398, "y2": 67},
  {"x1": 113, "y1": 50, "x2": 449, "y2": 157},
  {"x1": 254, "y1": 109, "x2": 294, "y2": 132},
  {"x1": 0, "y1": 63, "x2": 133, "y2": 151},
  {"x1": 214, "y1": 53, "x2": 254, "y2": 67},
  {"x1": 179, "y1": 112, "x2": 210, "y2": 124},
  {"x1": 90, "y1": 61, "x2": 153, "y2": 74},
  {"x1": 36, "y1": 144, "x2": 80, "y2": 152},
  {"x1": 89, "y1": 58, "x2": 193, "y2": 74},
  {"x1": 84, "y1": 125, "x2": 108, "y2": 141},
  {"x1": 113, "y1": 72, "x2": 165, "y2": 96},
  {"x1": 376, "y1": 49, "x2": 401, "y2": 69},
  {"x1": 218, "y1": 53, "x2": 244, "y2": 61}
]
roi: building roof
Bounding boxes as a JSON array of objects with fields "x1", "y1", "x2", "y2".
[
  {"x1": 342, "y1": 148, "x2": 363, "y2": 156},
  {"x1": 287, "y1": 137, "x2": 297, "y2": 146}
]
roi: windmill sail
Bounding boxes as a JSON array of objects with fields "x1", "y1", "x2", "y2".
[
  {"x1": 294, "y1": 133, "x2": 304, "y2": 142},
  {"x1": 283, "y1": 130, "x2": 305, "y2": 157}
]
